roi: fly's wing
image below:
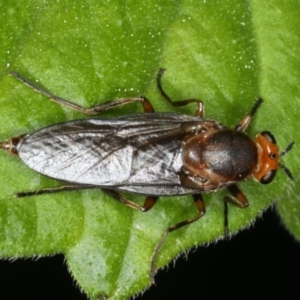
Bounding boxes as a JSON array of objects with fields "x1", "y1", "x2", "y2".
[{"x1": 17, "y1": 113, "x2": 201, "y2": 191}]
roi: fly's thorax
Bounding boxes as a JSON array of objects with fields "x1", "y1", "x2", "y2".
[{"x1": 182, "y1": 128, "x2": 258, "y2": 183}]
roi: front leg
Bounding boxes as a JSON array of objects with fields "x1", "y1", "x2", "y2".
[{"x1": 235, "y1": 98, "x2": 262, "y2": 132}]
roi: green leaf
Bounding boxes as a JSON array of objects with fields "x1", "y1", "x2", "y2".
[{"x1": 0, "y1": 1, "x2": 299, "y2": 299}]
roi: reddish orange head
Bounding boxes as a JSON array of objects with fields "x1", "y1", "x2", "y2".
[{"x1": 253, "y1": 131, "x2": 294, "y2": 184}]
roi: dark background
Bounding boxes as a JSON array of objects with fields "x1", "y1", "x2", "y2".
[{"x1": 1, "y1": 207, "x2": 299, "y2": 299}]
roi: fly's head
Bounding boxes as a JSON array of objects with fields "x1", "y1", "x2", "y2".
[{"x1": 253, "y1": 131, "x2": 294, "y2": 184}]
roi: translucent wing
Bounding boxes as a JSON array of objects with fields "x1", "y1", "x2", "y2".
[{"x1": 18, "y1": 113, "x2": 206, "y2": 195}]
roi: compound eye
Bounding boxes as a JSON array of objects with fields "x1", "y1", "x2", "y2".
[
  {"x1": 260, "y1": 131, "x2": 277, "y2": 144},
  {"x1": 260, "y1": 169, "x2": 277, "y2": 184}
]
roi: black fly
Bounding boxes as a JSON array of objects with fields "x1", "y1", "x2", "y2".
[{"x1": 0, "y1": 69, "x2": 294, "y2": 282}]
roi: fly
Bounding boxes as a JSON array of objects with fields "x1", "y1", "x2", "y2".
[{"x1": 0, "y1": 69, "x2": 294, "y2": 282}]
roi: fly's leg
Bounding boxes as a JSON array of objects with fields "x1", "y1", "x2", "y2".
[
  {"x1": 157, "y1": 68, "x2": 204, "y2": 117},
  {"x1": 10, "y1": 71, "x2": 155, "y2": 114},
  {"x1": 223, "y1": 201, "x2": 229, "y2": 238},
  {"x1": 150, "y1": 194, "x2": 205, "y2": 283},
  {"x1": 16, "y1": 185, "x2": 159, "y2": 213},
  {"x1": 225, "y1": 185, "x2": 249, "y2": 208},
  {"x1": 223, "y1": 184, "x2": 249, "y2": 238},
  {"x1": 235, "y1": 98, "x2": 263, "y2": 132},
  {"x1": 102, "y1": 189, "x2": 158, "y2": 211},
  {"x1": 16, "y1": 184, "x2": 98, "y2": 198}
]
